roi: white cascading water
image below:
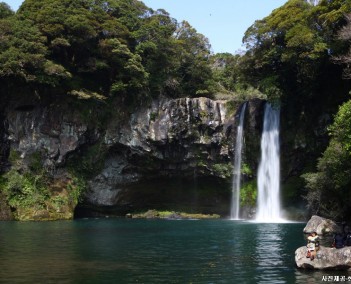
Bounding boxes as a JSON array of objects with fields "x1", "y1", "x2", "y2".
[
  {"x1": 256, "y1": 103, "x2": 282, "y2": 222},
  {"x1": 230, "y1": 102, "x2": 247, "y2": 220}
]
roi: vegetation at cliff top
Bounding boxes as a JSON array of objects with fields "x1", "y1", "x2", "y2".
[
  {"x1": 1, "y1": 0, "x2": 349, "y2": 105},
  {"x1": 0, "y1": 0, "x2": 217, "y2": 107}
]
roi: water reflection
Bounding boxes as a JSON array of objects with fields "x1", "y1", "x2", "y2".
[{"x1": 254, "y1": 224, "x2": 286, "y2": 283}]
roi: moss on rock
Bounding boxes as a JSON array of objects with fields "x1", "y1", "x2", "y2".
[{"x1": 131, "y1": 209, "x2": 220, "y2": 219}]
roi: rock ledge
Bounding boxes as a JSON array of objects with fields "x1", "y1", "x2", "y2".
[{"x1": 295, "y1": 246, "x2": 351, "y2": 270}]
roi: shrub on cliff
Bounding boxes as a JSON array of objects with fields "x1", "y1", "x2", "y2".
[
  {"x1": 0, "y1": 150, "x2": 82, "y2": 220},
  {"x1": 303, "y1": 99, "x2": 351, "y2": 220}
]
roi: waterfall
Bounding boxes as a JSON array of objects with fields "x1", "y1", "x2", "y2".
[
  {"x1": 230, "y1": 102, "x2": 247, "y2": 220},
  {"x1": 256, "y1": 103, "x2": 282, "y2": 222}
]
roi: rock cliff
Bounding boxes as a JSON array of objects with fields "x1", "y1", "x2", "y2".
[
  {"x1": 0, "y1": 113, "x2": 9, "y2": 173},
  {"x1": 0, "y1": 97, "x2": 265, "y2": 219},
  {"x1": 82, "y1": 97, "x2": 264, "y2": 216},
  {"x1": 6, "y1": 106, "x2": 100, "y2": 168}
]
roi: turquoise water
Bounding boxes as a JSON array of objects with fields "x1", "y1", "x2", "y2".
[{"x1": 0, "y1": 219, "x2": 348, "y2": 283}]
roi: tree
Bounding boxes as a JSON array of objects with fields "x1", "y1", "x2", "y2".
[
  {"x1": 0, "y1": 16, "x2": 69, "y2": 85},
  {"x1": 0, "y1": 2, "x2": 14, "y2": 19},
  {"x1": 173, "y1": 21, "x2": 215, "y2": 97},
  {"x1": 333, "y1": 14, "x2": 351, "y2": 78},
  {"x1": 134, "y1": 9, "x2": 179, "y2": 96},
  {"x1": 303, "y1": 99, "x2": 351, "y2": 219},
  {"x1": 240, "y1": 0, "x2": 351, "y2": 98},
  {"x1": 14, "y1": 0, "x2": 216, "y2": 102}
]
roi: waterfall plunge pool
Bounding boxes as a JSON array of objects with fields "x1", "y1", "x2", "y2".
[{"x1": 1, "y1": 219, "x2": 349, "y2": 283}]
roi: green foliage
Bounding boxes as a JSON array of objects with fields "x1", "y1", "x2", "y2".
[
  {"x1": 240, "y1": 181, "x2": 257, "y2": 207},
  {"x1": 0, "y1": 2, "x2": 14, "y2": 19},
  {"x1": 68, "y1": 142, "x2": 107, "y2": 178},
  {"x1": 132, "y1": 209, "x2": 220, "y2": 219},
  {"x1": 0, "y1": 0, "x2": 217, "y2": 107},
  {"x1": 0, "y1": 150, "x2": 51, "y2": 218},
  {"x1": 328, "y1": 99, "x2": 351, "y2": 153},
  {"x1": 211, "y1": 53, "x2": 241, "y2": 93},
  {"x1": 67, "y1": 176, "x2": 86, "y2": 205},
  {"x1": 66, "y1": 142, "x2": 107, "y2": 205},
  {"x1": 333, "y1": 13, "x2": 351, "y2": 79},
  {"x1": 303, "y1": 98, "x2": 351, "y2": 220},
  {"x1": 68, "y1": 89, "x2": 106, "y2": 101},
  {"x1": 8, "y1": 149, "x2": 20, "y2": 163},
  {"x1": 0, "y1": 149, "x2": 80, "y2": 220},
  {"x1": 239, "y1": 0, "x2": 350, "y2": 100},
  {"x1": 1, "y1": 0, "x2": 349, "y2": 106},
  {"x1": 1, "y1": 169, "x2": 49, "y2": 209},
  {"x1": 210, "y1": 53, "x2": 267, "y2": 100},
  {"x1": 241, "y1": 163, "x2": 253, "y2": 176},
  {"x1": 302, "y1": 143, "x2": 351, "y2": 220},
  {"x1": 173, "y1": 21, "x2": 215, "y2": 97},
  {"x1": 197, "y1": 161, "x2": 206, "y2": 168},
  {"x1": 225, "y1": 100, "x2": 240, "y2": 116},
  {"x1": 28, "y1": 151, "x2": 43, "y2": 173},
  {"x1": 212, "y1": 163, "x2": 233, "y2": 179},
  {"x1": 51, "y1": 195, "x2": 68, "y2": 212},
  {"x1": 234, "y1": 86, "x2": 267, "y2": 101},
  {"x1": 0, "y1": 16, "x2": 67, "y2": 85}
]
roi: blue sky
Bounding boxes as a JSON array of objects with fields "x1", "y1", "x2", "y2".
[{"x1": 6, "y1": 0, "x2": 287, "y2": 54}]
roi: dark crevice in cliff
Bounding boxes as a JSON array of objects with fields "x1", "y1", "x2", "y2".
[
  {"x1": 74, "y1": 176, "x2": 231, "y2": 219},
  {"x1": 0, "y1": 114, "x2": 10, "y2": 173},
  {"x1": 14, "y1": 105, "x2": 36, "y2": 112}
]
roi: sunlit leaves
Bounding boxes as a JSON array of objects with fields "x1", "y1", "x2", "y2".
[
  {"x1": 0, "y1": 18, "x2": 48, "y2": 82},
  {"x1": 328, "y1": 99, "x2": 351, "y2": 153}
]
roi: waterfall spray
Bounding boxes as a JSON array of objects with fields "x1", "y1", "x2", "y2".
[
  {"x1": 230, "y1": 102, "x2": 247, "y2": 220},
  {"x1": 256, "y1": 103, "x2": 282, "y2": 222}
]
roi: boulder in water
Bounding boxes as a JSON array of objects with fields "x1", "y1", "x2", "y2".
[
  {"x1": 295, "y1": 246, "x2": 351, "y2": 270},
  {"x1": 303, "y1": 215, "x2": 341, "y2": 235}
]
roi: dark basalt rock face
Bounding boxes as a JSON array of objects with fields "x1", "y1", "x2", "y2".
[
  {"x1": 0, "y1": 114, "x2": 9, "y2": 173},
  {"x1": 83, "y1": 97, "x2": 264, "y2": 216},
  {"x1": 0, "y1": 97, "x2": 265, "y2": 219},
  {"x1": 6, "y1": 106, "x2": 100, "y2": 167}
]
